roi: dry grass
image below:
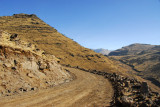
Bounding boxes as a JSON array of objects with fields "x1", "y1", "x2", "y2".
[
  {"x1": 110, "y1": 52, "x2": 160, "y2": 90},
  {"x1": 0, "y1": 14, "x2": 131, "y2": 75}
]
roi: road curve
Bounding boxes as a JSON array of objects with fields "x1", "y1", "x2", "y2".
[{"x1": 0, "y1": 67, "x2": 113, "y2": 107}]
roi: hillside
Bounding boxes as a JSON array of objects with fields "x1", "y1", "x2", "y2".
[
  {"x1": 1, "y1": 14, "x2": 160, "y2": 106},
  {"x1": 109, "y1": 43, "x2": 160, "y2": 87},
  {"x1": 93, "y1": 48, "x2": 111, "y2": 55},
  {"x1": 0, "y1": 13, "x2": 131, "y2": 74},
  {"x1": 0, "y1": 30, "x2": 115, "y2": 106},
  {"x1": 0, "y1": 30, "x2": 72, "y2": 96},
  {"x1": 109, "y1": 43, "x2": 155, "y2": 56}
]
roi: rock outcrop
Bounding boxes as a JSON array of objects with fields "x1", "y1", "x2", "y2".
[
  {"x1": 12, "y1": 13, "x2": 38, "y2": 18},
  {"x1": 0, "y1": 30, "x2": 72, "y2": 96},
  {"x1": 71, "y1": 66, "x2": 160, "y2": 107}
]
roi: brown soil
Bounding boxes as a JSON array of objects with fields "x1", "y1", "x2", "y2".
[{"x1": 0, "y1": 67, "x2": 113, "y2": 107}]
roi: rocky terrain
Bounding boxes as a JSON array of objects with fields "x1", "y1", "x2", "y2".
[
  {"x1": 85, "y1": 69, "x2": 160, "y2": 107},
  {"x1": 0, "y1": 67, "x2": 113, "y2": 107},
  {"x1": 0, "y1": 30, "x2": 72, "y2": 96},
  {"x1": 0, "y1": 14, "x2": 160, "y2": 106},
  {"x1": 109, "y1": 43, "x2": 160, "y2": 88}
]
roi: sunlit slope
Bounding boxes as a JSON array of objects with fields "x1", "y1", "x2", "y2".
[
  {"x1": 109, "y1": 44, "x2": 160, "y2": 87},
  {"x1": 0, "y1": 14, "x2": 122, "y2": 73}
]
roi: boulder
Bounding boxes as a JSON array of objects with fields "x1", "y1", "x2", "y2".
[
  {"x1": 121, "y1": 96, "x2": 134, "y2": 107},
  {"x1": 27, "y1": 73, "x2": 36, "y2": 79},
  {"x1": 35, "y1": 71, "x2": 46, "y2": 79},
  {"x1": 39, "y1": 63, "x2": 47, "y2": 70},
  {"x1": 140, "y1": 82, "x2": 149, "y2": 95},
  {"x1": 10, "y1": 34, "x2": 18, "y2": 41},
  {"x1": 21, "y1": 61, "x2": 39, "y2": 72},
  {"x1": 125, "y1": 81, "x2": 130, "y2": 87}
]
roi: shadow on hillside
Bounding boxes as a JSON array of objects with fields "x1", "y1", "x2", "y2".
[{"x1": 146, "y1": 77, "x2": 160, "y2": 88}]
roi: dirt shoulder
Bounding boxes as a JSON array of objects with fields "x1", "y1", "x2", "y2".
[{"x1": 0, "y1": 67, "x2": 113, "y2": 107}]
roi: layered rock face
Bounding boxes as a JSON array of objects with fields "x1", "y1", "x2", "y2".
[{"x1": 0, "y1": 30, "x2": 72, "y2": 96}]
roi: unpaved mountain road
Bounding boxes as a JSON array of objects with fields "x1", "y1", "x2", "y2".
[{"x1": 0, "y1": 67, "x2": 113, "y2": 107}]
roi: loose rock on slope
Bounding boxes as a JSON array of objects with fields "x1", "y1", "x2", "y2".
[{"x1": 0, "y1": 30, "x2": 72, "y2": 96}]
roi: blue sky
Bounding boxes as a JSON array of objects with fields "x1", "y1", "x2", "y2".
[{"x1": 0, "y1": 0, "x2": 160, "y2": 50}]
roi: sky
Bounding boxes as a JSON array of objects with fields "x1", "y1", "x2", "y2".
[{"x1": 0, "y1": 0, "x2": 160, "y2": 50}]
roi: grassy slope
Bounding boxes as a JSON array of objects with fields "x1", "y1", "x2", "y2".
[
  {"x1": 110, "y1": 45, "x2": 160, "y2": 87},
  {"x1": 1, "y1": 14, "x2": 160, "y2": 93},
  {"x1": 0, "y1": 14, "x2": 128, "y2": 74},
  {"x1": 109, "y1": 43, "x2": 155, "y2": 56}
]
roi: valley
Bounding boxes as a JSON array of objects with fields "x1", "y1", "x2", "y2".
[{"x1": 109, "y1": 43, "x2": 160, "y2": 88}]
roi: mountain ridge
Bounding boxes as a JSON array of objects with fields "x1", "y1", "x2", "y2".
[
  {"x1": 109, "y1": 43, "x2": 155, "y2": 56},
  {"x1": 109, "y1": 43, "x2": 160, "y2": 88}
]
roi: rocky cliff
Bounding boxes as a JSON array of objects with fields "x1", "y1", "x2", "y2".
[{"x1": 0, "y1": 30, "x2": 72, "y2": 96}]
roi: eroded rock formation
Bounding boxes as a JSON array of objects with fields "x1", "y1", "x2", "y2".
[{"x1": 0, "y1": 30, "x2": 72, "y2": 96}]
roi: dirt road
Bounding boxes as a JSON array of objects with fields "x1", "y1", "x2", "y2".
[{"x1": 0, "y1": 67, "x2": 113, "y2": 107}]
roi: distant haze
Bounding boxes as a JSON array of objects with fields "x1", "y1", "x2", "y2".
[{"x1": 93, "y1": 48, "x2": 111, "y2": 55}]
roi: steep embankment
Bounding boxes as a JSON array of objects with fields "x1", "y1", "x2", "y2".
[
  {"x1": 0, "y1": 30, "x2": 72, "y2": 96},
  {"x1": 109, "y1": 43, "x2": 160, "y2": 87},
  {"x1": 0, "y1": 13, "x2": 130, "y2": 74}
]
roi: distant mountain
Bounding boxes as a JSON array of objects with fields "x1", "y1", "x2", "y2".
[
  {"x1": 109, "y1": 43, "x2": 160, "y2": 87},
  {"x1": 93, "y1": 48, "x2": 111, "y2": 55},
  {"x1": 109, "y1": 43, "x2": 155, "y2": 56}
]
